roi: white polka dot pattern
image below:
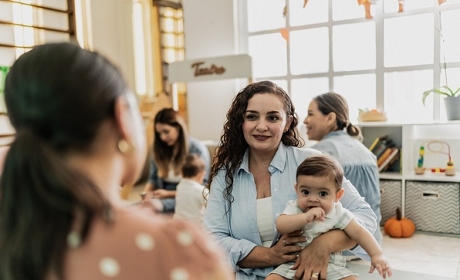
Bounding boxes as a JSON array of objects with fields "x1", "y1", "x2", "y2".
[
  {"x1": 135, "y1": 232, "x2": 155, "y2": 251},
  {"x1": 99, "y1": 257, "x2": 120, "y2": 277},
  {"x1": 176, "y1": 231, "x2": 193, "y2": 246},
  {"x1": 170, "y1": 267, "x2": 189, "y2": 280}
]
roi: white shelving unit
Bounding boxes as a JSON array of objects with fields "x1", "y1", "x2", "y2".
[{"x1": 358, "y1": 121, "x2": 460, "y2": 236}]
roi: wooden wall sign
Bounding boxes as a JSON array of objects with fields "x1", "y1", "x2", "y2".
[{"x1": 168, "y1": 54, "x2": 252, "y2": 83}]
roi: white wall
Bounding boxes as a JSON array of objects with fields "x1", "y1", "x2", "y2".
[
  {"x1": 79, "y1": 0, "x2": 137, "y2": 95},
  {"x1": 85, "y1": 0, "x2": 243, "y2": 142},
  {"x1": 182, "y1": 0, "x2": 243, "y2": 142}
]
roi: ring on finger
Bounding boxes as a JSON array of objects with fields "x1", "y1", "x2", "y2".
[
  {"x1": 283, "y1": 240, "x2": 286, "y2": 245},
  {"x1": 311, "y1": 272, "x2": 319, "y2": 279}
]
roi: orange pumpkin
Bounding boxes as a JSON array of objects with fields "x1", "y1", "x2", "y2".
[{"x1": 384, "y1": 207, "x2": 416, "y2": 238}]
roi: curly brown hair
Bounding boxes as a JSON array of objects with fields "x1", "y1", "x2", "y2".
[{"x1": 207, "y1": 81, "x2": 304, "y2": 205}]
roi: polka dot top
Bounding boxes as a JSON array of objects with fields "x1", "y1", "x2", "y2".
[{"x1": 64, "y1": 206, "x2": 233, "y2": 280}]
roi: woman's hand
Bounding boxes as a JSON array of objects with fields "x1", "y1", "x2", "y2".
[
  {"x1": 140, "y1": 191, "x2": 154, "y2": 201},
  {"x1": 291, "y1": 230, "x2": 356, "y2": 280},
  {"x1": 238, "y1": 230, "x2": 306, "y2": 268},
  {"x1": 292, "y1": 236, "x2": 330, "y2": 280},
  {"x1": 270, "y1": 230, "x2": 307, "y2": 266},
  {"x1": 152, "y1": 189, "x2": 174, "y2": 199}
]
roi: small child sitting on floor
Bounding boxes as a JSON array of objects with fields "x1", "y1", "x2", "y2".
[{"x1": 173, "y1": 154, "x2": 208, "y2": 226}]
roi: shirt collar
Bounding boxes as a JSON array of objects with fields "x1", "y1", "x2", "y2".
[{"x1": 238, "y1": 143, "x2": 288, "y2": 174}]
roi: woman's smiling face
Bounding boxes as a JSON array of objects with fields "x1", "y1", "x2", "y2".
[
  {"x1": 304, "y1": 100, "x2": 331, "y2": 141},
  {"x1": 242, "y1": 93, "x2": 292, "y2": 154}
]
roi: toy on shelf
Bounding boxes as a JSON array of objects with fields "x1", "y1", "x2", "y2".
[
  {"x1": 414, "y1": 140, "x2": 455, "y2": 176},
  {"x1": 414, "y1": 146, "x2": 425, "y2": 174},
  {"x1": 445, "y1": 160, "x2": 455, "y2": 176}
]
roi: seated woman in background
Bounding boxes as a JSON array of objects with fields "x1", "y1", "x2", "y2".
[
  {"x1": 142, "y1": 108, "x2": 210, "y2": 213},
  {"x1": 303, "y1": 92, "x2": 382, "y2": 244},
  {"x1": 0, "y1": 42, "x2": 232, "y2": 280}
]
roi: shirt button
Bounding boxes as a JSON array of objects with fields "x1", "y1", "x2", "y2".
[{"x1": 274, "y1": 188, "x2": 278, "y2": 192}]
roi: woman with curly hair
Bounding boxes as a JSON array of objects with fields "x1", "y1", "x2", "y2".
[{"x1": 203, "y1": 81, "x2": 378, "y2": 280}]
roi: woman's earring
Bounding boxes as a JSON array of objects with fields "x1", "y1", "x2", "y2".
[
  {"x1": 118, "y1": 139, "x2": 135, "y2": 154},
  {"x1": 67, "y1": 231, "x2": 82, "y2": 249}
]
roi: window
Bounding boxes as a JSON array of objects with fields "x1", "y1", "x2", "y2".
[
  {"x1": 0, "y1": 0, "x2": 75, "y2": 112},
  {"x1": 155, "y1": 2, "x2": 187, "y2": 114},
  {"x1": 240, "y1": 0, "x2": 460, "y2": 123},
  {"x1": 0, "y1": 0, "x2": 75, "y2": 65},
  {"x1": 158, "y1": 5, "x2": 185, "y2": 64},
  {"x1": 157, "y1": 3, "x2": 186, "y2": 95}
]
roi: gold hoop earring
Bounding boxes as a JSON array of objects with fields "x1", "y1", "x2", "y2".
[{"x1": 118, "y1": 139, "x2": 135, "y2": 155}]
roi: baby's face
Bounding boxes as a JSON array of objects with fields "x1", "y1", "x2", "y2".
[{"x1": 295, "y1": 175, "x2": 338, "y2": 214}]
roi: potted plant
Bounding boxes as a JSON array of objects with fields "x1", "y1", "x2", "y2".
[
  {"x1": 422, "y1": 86, "x2": 460, "y2": 105},
  {"x1": 422, "y1": 86, "x2": 460, "y2": 121},
  {"x1": 421, "y1": 9, "x2": 460, "y2": 121}
]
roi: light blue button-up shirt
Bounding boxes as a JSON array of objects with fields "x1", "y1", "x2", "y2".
[{"x1": 203, "y1": 143, "x2": 377, "y2": 280}]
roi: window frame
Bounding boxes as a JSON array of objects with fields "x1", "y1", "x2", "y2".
[
  {"x1": 0, "y1": 0, "x2": 76, "y2": 50},
  {"x1": 238, "y1": 0, "x2": 460, "y2": 122}
]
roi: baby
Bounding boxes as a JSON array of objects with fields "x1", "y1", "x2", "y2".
[
  {"x1": 173, "y1": 154, "x2": 208, "y2": 226},
  {"x1": 267, "y1": 154, "x2": 392, "y2": 280}
]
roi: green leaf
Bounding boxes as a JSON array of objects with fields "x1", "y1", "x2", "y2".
[
  {"x1": 453, "y1": 87, "x2": 460, "y2": 95},
  {"x1": 441, "y1": 85, "x2": 455, "y2": 96},
  {"x1": 422, "y1": 87, "x2": 451, "y2": 105}
]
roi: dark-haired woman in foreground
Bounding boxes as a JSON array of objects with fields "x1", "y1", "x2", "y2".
[{"x1": 0, "y1": 42, "x2": 232, "y2": 280}]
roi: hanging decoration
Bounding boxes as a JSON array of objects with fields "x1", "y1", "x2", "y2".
[
  {"x1": 280, "y1": 28, "x2": 289, "y2": 42},
  {"x1": 357, "y1": 0, "x2": 376, "y2": 19},
  {"x1": 398, "y1": 0, "x2": 404, "y2": 12},
  {"x1": 298, "y1": 0, "x2": 447, "y2": 17},
  {"x1": 303, "y1": 0, "x2": 309, "y2": 8},
  {"x1": 400, "y1": 0, "x2": 446, "y2": 12},
  {"x1": 287, "y1": 0, "x2": 450, "y2": 37},
  {"x1": 281, "y1": 6, "x2": 289, "y2": 42}
]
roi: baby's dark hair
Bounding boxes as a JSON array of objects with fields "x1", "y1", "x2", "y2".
[
  {"x1": 296, "y1": 154, "x2": 344, "y2": 191},
  {"x1": 182, "y1": 154, "x2": 206, "y2": 178}
]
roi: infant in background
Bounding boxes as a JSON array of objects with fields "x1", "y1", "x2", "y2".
[{"x1": 173, "y1": 154, "x2": 209, "y2": 226}]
